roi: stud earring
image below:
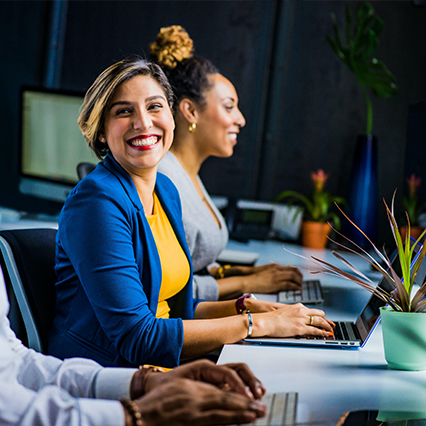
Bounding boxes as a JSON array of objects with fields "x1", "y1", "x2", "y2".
[{"x1": 189, "y1": 123, "x2": 197, "y2": 133}]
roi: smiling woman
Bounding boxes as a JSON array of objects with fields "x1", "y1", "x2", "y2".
[
  {"x1": 154, "y1": 26, "x2": 304, "y2": 301},
  {"x1": 47, "y1": 57, "x2": 333, "y2": 370},
  {"x1": 98, "y1": 76, "x2": 175, "y2": 213}
]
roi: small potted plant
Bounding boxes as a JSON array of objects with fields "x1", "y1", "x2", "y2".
[
  {"x1": 401, "y1": 174, "x2": 425, "y2": 240},
  {"x1": 276, "y1": 169, "x2": 346, "y2": 249},
  {"x1": 302, "y1": 194, "x2": 426, "y2": 370}
]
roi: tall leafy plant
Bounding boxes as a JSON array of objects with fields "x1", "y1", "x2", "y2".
[{"x1": 326, "y1": 2, "x2": 398, "y2": 135}]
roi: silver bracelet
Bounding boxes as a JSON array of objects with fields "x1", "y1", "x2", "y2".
[{"x1": 246, "y1": 313, "x2": 253, "y2": 338}]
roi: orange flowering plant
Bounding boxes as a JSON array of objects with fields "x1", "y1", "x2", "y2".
[
  {"x1": 402, "y1": 174, "x2": 425, "y2": 226},
  {"x1": 276, "y1": 169, "x2": 346, "y2": 229}
]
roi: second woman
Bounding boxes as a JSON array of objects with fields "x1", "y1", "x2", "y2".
[{"x1": 154, "y1": 26, "x2": 304, "y2": 301}]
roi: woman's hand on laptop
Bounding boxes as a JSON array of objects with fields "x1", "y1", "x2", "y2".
[
  {"x1": 210, "y1": 263, "x2": 303, "y2": 293},
  {"x1": 240, "y1": 263, "x2": 303, "y2": 294},
  {"x1": 250, "y1": 304, "x2": 335, "y2": 338}
]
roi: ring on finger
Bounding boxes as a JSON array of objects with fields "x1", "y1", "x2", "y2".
[{"x1": 309, "y1": 315, "x2": 314, "y2": 326}]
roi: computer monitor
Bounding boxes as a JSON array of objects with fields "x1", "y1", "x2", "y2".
[{"x1": 19, "y1": 86, "x2": 98, "y2": 204}]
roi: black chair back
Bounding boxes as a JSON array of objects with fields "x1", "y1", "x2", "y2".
[
  {"x1": 0, "y1": 228, "x2": 57, "y2": 353},
  {"x1": 76, "y1": 162, "x2": 96, "y2": 180}
]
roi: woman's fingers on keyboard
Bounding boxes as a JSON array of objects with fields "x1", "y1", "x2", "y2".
[
  {"x1": 306, "y1": 309, "x2": 334, "y2": 332},
  {"x1": 309, "y1": 315, "x2": 333, "y2": 333}
]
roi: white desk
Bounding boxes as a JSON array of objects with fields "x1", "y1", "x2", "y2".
[
  {"x1": 224, "y1": 238, "x2": 379, "y2": 278},
  {"x1": 0, "y1": 208, "x2": 58, "y2": 231},
  {"x1": 219, "y1": 240, "x2": 426, "y2": 425},
  {"x1": 0, "y1": 220, "x2": 58, "y2": 231}
]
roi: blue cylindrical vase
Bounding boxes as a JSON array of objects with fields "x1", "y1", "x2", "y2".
[{"x1": 346, "y1": 135, "x2": 378, "y2": 248}]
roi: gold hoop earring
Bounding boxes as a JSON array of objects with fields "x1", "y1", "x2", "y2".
[{"x1": 189, "y1": 123, "x2": 197, "y2": 133}]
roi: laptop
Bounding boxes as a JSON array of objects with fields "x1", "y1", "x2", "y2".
[
  {"x1": 277, "y1": 279, "x2": 324, "y2": 305},
  {"x1": 244, "y1": 240, "x2": 423, "y2": 348}
]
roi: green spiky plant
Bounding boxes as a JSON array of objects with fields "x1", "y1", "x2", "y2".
[
  {"x1": 326, "y1": 2, "x2": 398, "y2": 135},
  {"x1": 300, "y1": 193, "x2": 426, "y2": 313},
  {"x1": 276, "y1": 169, "x2": 346, "y2": 230}
]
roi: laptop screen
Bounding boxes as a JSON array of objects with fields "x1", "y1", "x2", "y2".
[{"x1": 356, "y1": 240, "x2": 422, "y2": 342}]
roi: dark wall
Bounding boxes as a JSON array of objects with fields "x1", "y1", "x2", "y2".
[
  {"x1": 0, "y1": 1, "x2": 51, "y2": 212},
  {"x1": 60, "y1": 0, "x2": 276, "y2": 200},
  {"x1": 1, "y1": 0, "x2": 426, "y2": 245},
  {"x1": 256, "y1": 1, "x2": 426, "y2": 243}
]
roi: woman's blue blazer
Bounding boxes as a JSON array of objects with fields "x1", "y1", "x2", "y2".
[{"x1": 48, "y1": 154, "x2": 202, "y2": 368}]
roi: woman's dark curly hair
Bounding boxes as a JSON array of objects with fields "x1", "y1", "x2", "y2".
[{"x1": 150, "y1": 25, "x2": 218, "y2": 109}]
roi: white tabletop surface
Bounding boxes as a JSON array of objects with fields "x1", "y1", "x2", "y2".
[
  {"x1": 0, "y1": 207, "x2": 58, "y2": 231},
  {"x1": 219, "y1": 239, "x2": 426, "y2": 425}
]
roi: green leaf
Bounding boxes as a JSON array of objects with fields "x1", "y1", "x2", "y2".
[
  {"x1": 275, "y1": 191, "x2": 314, "y2": 219},
  {"x1": 356, "y1": 31, "x2": 379, "y2": 62},
  {"x1": 325, "y1": 2, "x2": 397, "y2": 132},
  {"x1": 371, "y1": 15, "x2": 384, "y2": 36}
]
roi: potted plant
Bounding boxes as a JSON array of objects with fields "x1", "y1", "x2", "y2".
[
  {"x1": 276, "y1": 169, "x2": 345, "y2": 249},
  {"x1": 401, "y1": 174, "x2": 425, "y2": 240},
  {"x1": 326, "y1": 2, "x2": 398, "y2": 248},
  {"x1": 302, "y1": 194, "x2": 426, "y2": 370}
]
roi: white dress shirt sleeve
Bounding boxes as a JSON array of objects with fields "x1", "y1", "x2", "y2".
[{"x1": 0, "y1": 270, "x2": 136, "y2": 426}]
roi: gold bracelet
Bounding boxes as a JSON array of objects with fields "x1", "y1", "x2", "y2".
[
  {"x1": 216, "y1": 264, "x2": 231, "y2": 279},
  {"x1": 120, "y1": 397, "x2": 143, "y2": 426}
]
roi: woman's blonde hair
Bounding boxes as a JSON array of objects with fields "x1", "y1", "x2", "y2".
[{"x1": 78, "y1": 57, "x2": 174, "y2": 160}]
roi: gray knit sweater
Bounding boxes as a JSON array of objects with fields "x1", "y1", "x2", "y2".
[{"x1": 158, "y1": 152, "x2": 228, "y2": 300}]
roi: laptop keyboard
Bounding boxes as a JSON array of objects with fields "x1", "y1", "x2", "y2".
[
  {"x1": 278, "y1": 280, "x2": 323, "y2": 304},
  {"x1": 292, "y1": 321, "x2": 360, "y2": 343},
  {"x1": 297, "y1": 321, "x2": 359, "y2": 341},
  {"x1": 230, "y1": 392, "x2": 298, "y2": 426},
  {"x1": 333, "y1": 321, "x2": 361, "y2": 341},
  {"x1": 334, "y1": 322, "x2": 350, "y2": 340}
]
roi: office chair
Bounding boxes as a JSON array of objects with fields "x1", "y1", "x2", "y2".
[
  {"x1": 0, "y1": 228, "x2": 57, "y2": 353},
  {"x1": 76, "y1": 162, "x2": 96, "y2": 180}
]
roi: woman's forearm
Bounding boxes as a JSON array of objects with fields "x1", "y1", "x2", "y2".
[
  {"x1": 184, "y1": 302, "x2": 334, "y2": 360},
  {"x1": 216, "y1": 276, "x2": 249, "y2": 299},
  {"x1": 181, "y1": 315, "x2": 251, "y2": 359},
  {"x1": 194, "y1": 300, "x2": 239, "y2": 319}
]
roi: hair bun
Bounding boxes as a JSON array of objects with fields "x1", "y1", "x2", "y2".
[{"x1": 150, "y1": 25, "x2": 194, "y2": 69}]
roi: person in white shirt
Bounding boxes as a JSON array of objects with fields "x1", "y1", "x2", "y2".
[{"x1": 0, "y1": 264, "x2": 266, "y2": 426}]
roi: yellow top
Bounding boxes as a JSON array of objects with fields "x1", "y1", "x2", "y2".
[{"x1": 147, "y1": 193, "x2": 190, "y2": 319}]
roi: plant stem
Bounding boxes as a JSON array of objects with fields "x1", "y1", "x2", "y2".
[{"x1": 360, "y1": 83, "x2": 373, "y2": 135}]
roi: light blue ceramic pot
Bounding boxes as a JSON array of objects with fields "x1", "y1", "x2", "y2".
[{"x1": 380, "y1": 306, "x2": 426, "y2": 371}]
